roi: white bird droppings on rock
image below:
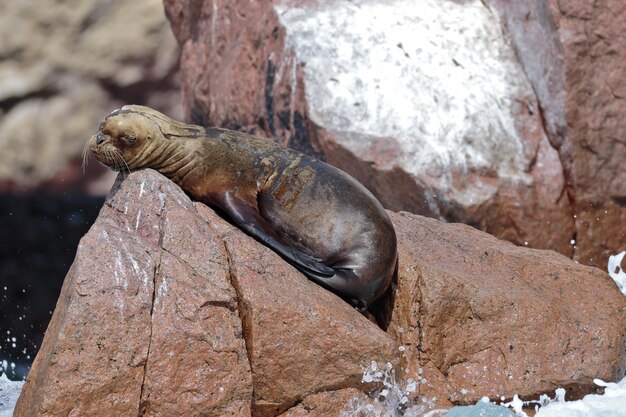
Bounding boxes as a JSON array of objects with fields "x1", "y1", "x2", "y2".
[{"x1": 276, "y1": 0, "x2": 535, "y2": 207}]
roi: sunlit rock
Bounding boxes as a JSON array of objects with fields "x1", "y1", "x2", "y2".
[
  {"x1": 13, "y1": 169, "x2": 398, "y2": 417},
  {"x1": 389, "y1": 211, "x2": 626, "y2": 407},
  {"x1": 164, "y1": 0, "x2": 574, "y2": 259}
]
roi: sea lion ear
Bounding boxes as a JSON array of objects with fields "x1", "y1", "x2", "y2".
[{"x1": 107, "y1": 108, "x2": 123, "y2": 117}]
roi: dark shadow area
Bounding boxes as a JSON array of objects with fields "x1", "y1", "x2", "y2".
[
  {"x1": 0, "y1": 193, "x2": 104, "y2": 380},
  {"x1": 368, "y1": 259, "x2": 398, "y2": 331}
]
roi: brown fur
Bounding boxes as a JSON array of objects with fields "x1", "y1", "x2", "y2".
[{"x1": 89, "y1": 105, "x2": 397, "y2": 309}]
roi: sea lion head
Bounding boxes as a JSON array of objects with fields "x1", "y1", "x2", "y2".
[{"x1": 87, "y1": 105, "x2": 167, "y2": 172}]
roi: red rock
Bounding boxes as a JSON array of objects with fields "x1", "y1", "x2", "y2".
[
  {"x1": 14, "y1": 170, "x2": 252, "y2": 416},
  {"x1": 477, "y1": 0, "x2": 626, "y2": 268},
  {"x1": 388, "y1": 211, "x2": 626, "y2": 405},
  {"x1": 14, "y1": 169, "x2": 625, "y2": 415},
  {"x1": 14, "y1": 169, "x2": 398, "y2": 416},
  {"x1": 198, "y1": 204, "x2": 399, "y2": 416},
  {"x1": 277, "y1": 389, "x2": 371, "y2": 417},
  {"x1": 164, "y1": 0, "x2": 626, "y2": 268}
]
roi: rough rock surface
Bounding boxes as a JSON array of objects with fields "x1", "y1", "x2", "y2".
[
  {"x1": 14, "y1": 170, "x2": 252, "y2": 416},
  {"x1": 388, "y1": 210, "x2": 626, "y2": 406},
  {"x1": 163, "y1": 0, "x2": 573, "y2": 259},
  {"x1": 163, "y1": 0, "x2": 625, "y2": 268},
  {"x1": 15, "y1": 169, "x2": 626, "y2": 415},
  {"x1": 277, "y1": 389, "x2": 371, "y2": 417},
  {"x1": 484, "y1": 0, "x2": 626, "y2": 267},
  {"x1": 0, "y1": 0, "x2": 181, "y2": 193},
  {"x1": 14, "y1": 169, "x2": 398, "y2": 417}
]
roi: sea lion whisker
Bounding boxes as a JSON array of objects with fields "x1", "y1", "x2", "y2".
[
  {"x1": 111, "y1": 151, "x2": 121, "y2": 171},
  {"x1": 106, "y1": 149, "x2": 121, "y2": 171},
  {"x1": 103, "y1": 148, "x2": 114, "y2": 170},
  {"x1": 108, "y1": 149, "x2": 121, "y2": 171},
  {"x1": 112, "y1": 149, "x2": 130, "y2": 172},
  {"x1": 81, "y1": 139, "x2": 92, "y2": 173},
  {"x1": 113, "y1": 152, "x2": 129, "y2": 180},
  {"x1": 114, "y1": 151, "x2": 128, "y2": 173}
]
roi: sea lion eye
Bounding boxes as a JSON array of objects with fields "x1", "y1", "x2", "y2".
[{"x1": 120, "y1": 135, "x2": 136, "y2": 144}]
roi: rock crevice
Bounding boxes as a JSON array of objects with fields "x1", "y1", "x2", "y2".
[
  {"x1": 221, "y1": 240, "x2": 255, "y2": 389},
  {"x1": 137, "y1": 191, "x2": 167, "y2": 417}
]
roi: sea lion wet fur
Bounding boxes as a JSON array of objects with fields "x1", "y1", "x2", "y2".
[{"x1": 88, "y1": 105, "x2": 397, "y2": 309}]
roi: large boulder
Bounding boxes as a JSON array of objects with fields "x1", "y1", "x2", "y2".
[
  {"x1": 13, "y1": 169, "x2": 398, "y2": 417},
  {"x1": 14, "y1": 170, "x2": 252, "y2": 416},
  {"x1": 388, "y1": 210, "x2": 626, "y2": 407},
  {"x1": 163, "y1": 0, "x2": 625, "y2": 269},
  {"x1": 15, "y1": 169, "x2": 626, "y2": 416}
]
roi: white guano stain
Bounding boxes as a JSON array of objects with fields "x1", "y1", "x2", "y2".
[
  {"x1": 116, "y1": 236, "x2": 150, "y2": 287},
  {"x1": 102, "y1": 229, "x2": 126, "y2": 315},
  {"x1": 156, "y1": 274, "x2": 169, "y2": 307},
  {"x1": 135, "y1": 209, "x2": 142, "y2": 231},
  {"x1": 157, "y1": 190, "x2": 166, "y2": 213},
  {"x1": 211, "y1": 1, "x2": 218, "y2": 49},
  {"x1": 275, "y1": 0, "x2": 535, "y2": 206}
]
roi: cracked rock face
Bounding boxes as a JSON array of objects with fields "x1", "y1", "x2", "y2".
[
  {"x1": 388, "y1": 211, "x2": 626, "y2": 407},
  {"x1": 484, "y1": 0, "x2": 626, "y2": 268},
  {"x1": 163, "y1": 0, "x2": 625, "y2": 269},
  {"x1": 13, "y1": 169, "x2": 398, "y2": 417}
]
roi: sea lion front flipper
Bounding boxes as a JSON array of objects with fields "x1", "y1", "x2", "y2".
[{"x1": 217, "y1": 192, "x2": 335, "y2": 277}]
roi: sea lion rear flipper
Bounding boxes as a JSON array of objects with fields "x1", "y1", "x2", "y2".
[{"x1": 218, "y1": 192, "x2": 335, "y2": 277}]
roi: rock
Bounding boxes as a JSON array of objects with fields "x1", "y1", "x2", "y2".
[
  {"x1": 163, "y1": 0, "x2": 574, "y2": 260},
  {"x1": 0, "y1": 0, "x2": 181, "y2": 193},
  {"x1": 484, "y1": 0, "x2": 626, "y2": 268},
  {"x1": 14, "y1": 169, "x2": 399, "y2": 416},
  {"x1": 388, "y1": 211, "x2": 626, "y2": 406},
  {"x1": 0, "y1": 86, "x2": 108, "y2": 191},
  {"x1": 164, "y1": 0, "x2": 626, "y2": 268},
  {"x1": 13, "y1": 169, "x2": 625, "y2": 415},
  {"x1": 14, "y1": 169, "x2": 252, "y2": 417},
  {"x1": 277, "y1": 389, "x2": 370, "y2": 417}
]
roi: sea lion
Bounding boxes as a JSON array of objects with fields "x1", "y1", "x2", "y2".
[{"x1": 87, "y1": 105, "x2": 397, "y2": 310}]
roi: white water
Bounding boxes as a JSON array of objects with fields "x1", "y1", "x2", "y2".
[
  {"x1": 0, "y1": 373, "x2": 23, "y2": 417},
  {"x1": 608, "y1": 251, "x2": 626, "y2": 296},
  {"x1": 531, "y1": 378, "x2": 626, "y2": 417}
]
